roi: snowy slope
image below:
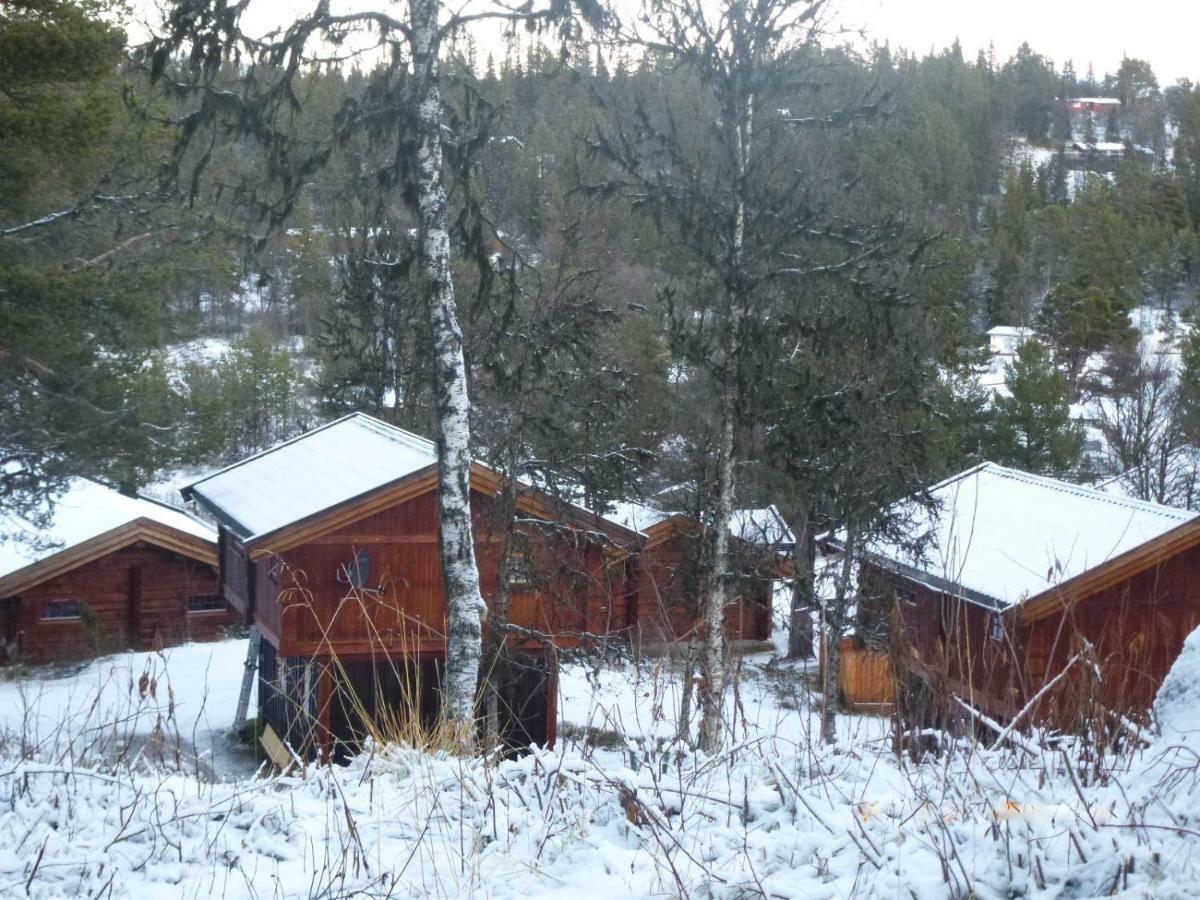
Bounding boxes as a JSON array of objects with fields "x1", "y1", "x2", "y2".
[
  {"x1": 3, "y1": 634, "x2": 1200, "y2": 897},
  {"x1": 3, "y1": 638, "x2": 1200, "y2": 896}
]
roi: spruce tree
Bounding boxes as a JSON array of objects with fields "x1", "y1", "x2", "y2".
[{"x1": 986, "y1": 339, "x2": 1085, "y2": 476}]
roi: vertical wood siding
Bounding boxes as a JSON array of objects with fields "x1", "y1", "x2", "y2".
[
  {"x1": 632, "y1": 531, "x2": 776, "y2": 645},
  {"x1": 882, "y1": 541, "x2": 1200, "y2": 729}
]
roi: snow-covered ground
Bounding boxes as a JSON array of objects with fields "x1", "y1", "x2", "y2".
[
  {"x1": 1007, "y1": 137, "x2": 1057, "y2": 174},
  {"x1": 2, "y1": 634, "x2": 1200, "y2": 897},
  {"x1": 0, "y1": 640, "x2": 257, "y2": 780}
]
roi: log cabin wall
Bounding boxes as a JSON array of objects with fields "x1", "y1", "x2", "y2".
[
  {"x1": 1, "y1": 544, "x2": 230, "y2": 666},
  {"x1": 727, "y1": 574, "x2": 775, "y2": 643},
  {"x1": 880, "y1": 563, "x2": 1026, "y2": 722},
  {"x1": 225, "y1": 484, "x2": 629, "y2": 758},
  {"x1": 633, "y1": 530, "x2": 775, "y2": 646},
  {"x1": 1025, "y1": 542, "x2": 1200, "y2": 723},
  {"x1": 218, "y1": 528, "x2": 252, "y2": 615},
  {"x1": 633, "y1": 532, "x2": 701, "y2": 644}
]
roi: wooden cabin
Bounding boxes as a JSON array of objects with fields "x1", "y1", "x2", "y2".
[
  {"x1": 0, "y1": 479, "x2": 227, "y2": 666},
  {"x1": 840, "y1": 463, "x2": 1200, "y2": 732},
  {"x1": 182, "y1": 414, "x2": 639, "y2": 759},
  {"x1": 606, "y1": 502, "x2": 792, "y2": 648}
]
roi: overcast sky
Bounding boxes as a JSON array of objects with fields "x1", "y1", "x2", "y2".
[
  {"x1": 838, "y1": 0, "x2": 1199, "y2": 84},
  {"x1": 134, "y1": 0, "x2": 1200, "y2": 85}
]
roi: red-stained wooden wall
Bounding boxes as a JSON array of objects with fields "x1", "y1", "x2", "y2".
[
  {"x1": 1, "y1": 543, "x2": 230, "y2": 666},
  {"x1": 631, "y1": 530, "x2": 776, "y2": 646},
  {"x1": 882, "y1": 540, "x2": 1200, "y2": 728},
  {"x1": 232, "y1": 488, "x2": 627, "y2": 662}
]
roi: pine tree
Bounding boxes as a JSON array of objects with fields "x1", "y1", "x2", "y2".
[
  {"x1": 1038, "y1": 280, "x2": 1133, "y2": 379},
  {"x1": 0, "y1": 0, "x2": 207, "y2": 523},
  {"x1": 986, "y1": 339, "x2": 1084, "y2": 476},
  {"x1": 1178, "y1": 328, "x2": 1200, "y2": 443}
]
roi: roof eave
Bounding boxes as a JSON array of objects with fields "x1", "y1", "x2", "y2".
[
  {"x1": 859, "y1": 551, "x2": 1009, "y2": 612},
  {"x1": 181, "y1": 486, "x2": 257, "y2": 542},
  {"x1": 0, "y1": 519, "x2": 217, "y2": 598},
  {"x1": 1015, "y1": 517, "x2": 1200, "y2": 624},
  {"x1": 237, "y1": 461, "x2": 643, "y2": 559}
]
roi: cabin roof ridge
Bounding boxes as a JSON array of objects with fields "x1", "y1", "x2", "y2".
[
  {"x1": 983, "y1": 463, "x2": 1199, "y2": 522},
  {"x1": 183, "y1": 412, "x2": 370, "y2": 492}
]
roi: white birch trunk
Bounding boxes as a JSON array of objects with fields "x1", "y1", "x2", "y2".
[
  {"x1": 410, "y1": 0, "x2": 485, "y2": 739},
  {"x1": 698, "y1": 397, "x2": 736, "y2": 752},
  {"x1": 697, "y1": 90, "x2": 754, "y2": 753}
]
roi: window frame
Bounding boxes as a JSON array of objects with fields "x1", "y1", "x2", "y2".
[
  {"x1": 507, "y1": 549, "x2": 535, "y2": 590},
  {"x1": 337, "y1": 548, "x2": 373, "y2": 591},
  {"x1": 989, "y1": 611, "x2": 1006, "y2": 643},
  {"x1": 40, "y1": 599, "x2": 84, "y2": 622},
  {"x1": 186, "y1": 594, "x2": 226, "y2": 615}
]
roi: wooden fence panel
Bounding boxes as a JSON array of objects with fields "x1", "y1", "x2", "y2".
[{"x1": 838, "y1": 640, "x2": 896, "y2": 711}]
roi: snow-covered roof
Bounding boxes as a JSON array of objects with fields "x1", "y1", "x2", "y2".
[
  {"x1": 184, "y1": 413, "x2": 640, "y2": 545},
  {"x1": 600, "y1": 500, "x2": 794, "y2": 548},
  {"x1": 732, "y1": 507, "x2": 795, "y2": 547},
  {"x1": 1069, "y1": 97, "x2": 1120, "y2": 105},
  {"x1": 861, "y1": 463, "x2": 1198, "y2": 611},
  {"x1": 600, "y1": 499, "x2": 673, "y2": 536},
  {"x1": 184, "y1": 413, "x2": 438, "y2": 541},
  {"x1": 0, "y1": 478, "x2": 216, "y2": 582},
  {"x1": 986, "y1": 326, "x2": 1032, "y2": 338},
  {"x1": 1069, "y1": 141, "x2": 1125, "y2": 154}
]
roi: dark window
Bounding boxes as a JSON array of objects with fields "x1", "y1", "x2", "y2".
[
  {"x1": 508, "y1": 551, "x2": 534, "y2": 589},
  {"x1": 41, "y1": 600, "x2": 82, "y2": 621},
  {"x1": 989, "y1": 612, "x2": 1005, "y2": 643},
  {"x1": 187, "y1": 595, "x2": 226, "y2": 614},
  {"x1": 337, "y1": 549, "x2": 372, "y2": 590}
]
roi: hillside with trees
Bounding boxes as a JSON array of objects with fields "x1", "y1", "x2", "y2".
[
  {"x1": 6, "y1": 1, "x2": 1200, "y2": 896},
  {"x1": 6, "y1": 4, "x2": 1200, "y2": 520}
]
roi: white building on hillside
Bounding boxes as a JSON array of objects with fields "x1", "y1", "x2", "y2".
[{"x1": 986, "y1": 326, "x2": 1033, "y2": 361}]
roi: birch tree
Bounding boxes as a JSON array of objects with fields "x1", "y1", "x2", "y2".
[
  {"x1": 147, "y1": 0, "x2": 604, "y2": 742},
  {"x1": 592, "y1": 0, "x2": 890, "y2": 751}
]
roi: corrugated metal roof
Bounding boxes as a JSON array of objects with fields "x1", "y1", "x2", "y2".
[
  {"x1": 183, "y1": 413, "x2": 438, "y2": 541},
  {"x1": 864, "y1": 462, "x2": 1198, "y2": 610},
  {"x1": 0, "y1": 479, "x2": 215, "y2": 580}
]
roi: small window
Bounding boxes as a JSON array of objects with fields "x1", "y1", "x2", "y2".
[
  {"x1": 507, "y1": 551, "x2": 534, "y2": 589},
  {"x1": 41, "y1": 600, "x2": 82, "y2": 621},
  {"x1": 337, "y1": 549, "x2": 372, "y2": 590},
  {"x1": 989, "y1": 612, "x2": 1006, "y2": 643},
  {"x1": 187, "y1": 595, "x2": 226, "y2": 615}
]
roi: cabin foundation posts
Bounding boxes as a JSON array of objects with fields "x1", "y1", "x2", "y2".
[
  {"x1": 544, "y1": 649, "x2": 559, "y2": 749},
  {"x1": 317, "y1": 661, "x2": 334, "y2": 762}
]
